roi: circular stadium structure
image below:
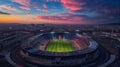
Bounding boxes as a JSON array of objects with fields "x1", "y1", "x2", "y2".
[{"x1": 20, "y1": 32, "x2": 99, "y2": 67}]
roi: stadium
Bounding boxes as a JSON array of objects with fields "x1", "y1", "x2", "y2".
[{"x1": 20, "y1": 32, "x2": 100, "y2": 67}]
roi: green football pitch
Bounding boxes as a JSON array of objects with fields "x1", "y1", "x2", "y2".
[{"x1": 46, "y1": 39, "x2": 75, "y2": 52}]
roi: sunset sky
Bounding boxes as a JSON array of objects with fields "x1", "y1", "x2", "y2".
[{"x1": 0, "y1": 0, "x2": 120, "y2": 24}]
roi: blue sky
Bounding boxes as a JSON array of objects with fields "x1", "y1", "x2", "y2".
[{"x1": 0, "y1": 0, "x2": 120, "y2": 24}]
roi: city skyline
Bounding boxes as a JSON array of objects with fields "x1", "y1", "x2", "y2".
[{"x1": 0, "y1": 0, "x2": 120, "y2": 24}]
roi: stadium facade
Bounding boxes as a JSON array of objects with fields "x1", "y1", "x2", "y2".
[{"x1": 20, "y1": 32, "x2": 100, "y2": 67}]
